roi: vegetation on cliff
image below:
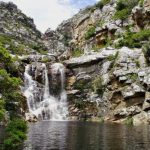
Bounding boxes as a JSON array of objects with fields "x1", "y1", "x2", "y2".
[{"x1": 0, "y1": 44, "x2": 27, "y2": 150}]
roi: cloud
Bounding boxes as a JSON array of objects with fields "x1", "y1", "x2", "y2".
[{"x1": 1, "y1": 0, "x2": 98, "y2": 33}]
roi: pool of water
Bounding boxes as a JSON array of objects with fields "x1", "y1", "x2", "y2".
[{"x1": 23, "y1": 121, "x2": 150, "y2": 150}]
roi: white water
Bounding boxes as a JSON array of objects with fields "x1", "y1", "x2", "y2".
[{"x1": 23, "y1": 63, "x2": 68, "y2": 121}]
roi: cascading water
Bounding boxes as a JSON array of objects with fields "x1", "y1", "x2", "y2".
[{"x1": 23, "y1": 62, "x2": 68, "y2": 121}]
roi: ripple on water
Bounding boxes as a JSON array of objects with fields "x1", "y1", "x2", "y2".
[{"x1": 24, "y1": 121, "x2": 150, "y2": 150}]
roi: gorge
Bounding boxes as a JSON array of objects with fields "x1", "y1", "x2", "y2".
[{"x1": 0, "y1": 0, "x2": 150, "y2": 149}]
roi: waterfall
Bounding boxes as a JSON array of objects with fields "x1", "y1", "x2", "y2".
[{"x1": 23, "y1": 62, "x2": 68, "y2": 121}]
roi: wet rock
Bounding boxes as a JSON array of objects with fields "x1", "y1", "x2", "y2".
[{"x1": 25, "y1": 113, "x2": 38, "y2": 122}]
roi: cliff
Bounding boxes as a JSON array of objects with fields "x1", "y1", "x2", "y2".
[
  {"x1": 44, "y1": 0, "x2": 150, "y2": 124},
  {"x1": 0, "y1": 1, "x2": 47, "y2": 55},
  {"x1": 0, "y1": 0, "x2": 150, "y2": 125}
]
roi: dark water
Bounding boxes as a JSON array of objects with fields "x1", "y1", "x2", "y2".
[{"x1": 23, "y1": 121, "x2": 150, "y2": 150}]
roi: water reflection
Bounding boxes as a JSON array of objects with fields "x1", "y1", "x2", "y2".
[{"x1": 24, "y1": 121, "x2": 150, "y2": 150}]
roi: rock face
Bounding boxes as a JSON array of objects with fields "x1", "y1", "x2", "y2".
[
  {"x1": 64, "y1": 47, "x2": 150, "y2": 123},
  {"x1": 1, "y1": 0, "x2": 150, "y2": 124},
  {"x1": 0, "y1": 2, "x2": 47, "y2": 55},
  {"x1": 0, "y1": 2, "x2": 41, "y2": 43},
  {"x1": 43, "y1": 0, "x2": 150, "y2": 58},
  {"x1": 42, "y1": 1, "x2": 118, "y2": 56}
]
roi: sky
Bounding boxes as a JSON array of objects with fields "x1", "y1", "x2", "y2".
[{"x1": 2, "y1": 0, "x2": 99, "y2": 33}]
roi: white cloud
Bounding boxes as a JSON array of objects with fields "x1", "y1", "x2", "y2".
[
  {"x1": 1, "y1": 0, "x2": 78, "y2": 32},
  {"x1": 1, "y1": 0, "x2": 97, "y2": 33}
]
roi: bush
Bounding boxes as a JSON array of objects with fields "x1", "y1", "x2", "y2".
[
  {"x1": 124, "y1": 117, "x2": 133, "y2": 125},
  {"x1": 92, "y1": 76, "x2": 105, "y2": 95},
  {"x1": 113, "y1": 8, "x2": 129, "y2": 22},
  {"x1": 116, "y1": 0, "x2": 127, "y2": 10},
  {"x1": 72, "y1": 49, "x2": 84, "y2": 57},
  {"x1": 130, "y1": 73, "x2": 138, "y2": 82},
  {"x1": 117, "y1": 29, "x2": 150, "y2": 48},
  {"x1": 0, "y1": 69, "x2": 22, "y2": 93},
  {"x1": 85, "y1": 26, "x2": 96, "y2": 40},
  {"x1": 107, "y1": 52, "x2": 119, "y2": 61},
  {"x1": 139, "y1": 0, "x2": 144, "y2": 7},
  {"x1": 0, "y1": 35, "x2": 28, "y2": 55},
  {"x1": 0, "y1": 44, "x2": 13, "y2": 69},
  {"x1": 113, "y1": 0, "x2": 140, "y2": 25},
  {"x1": 4, "y1": 119, "x2": 27, "y2": 150},
  {"x1": 0, "y1": 69, "x2": 24, "y2": 118},
  {"x1": 116, "y1": 0, "x2": 140, "y2": 11}
]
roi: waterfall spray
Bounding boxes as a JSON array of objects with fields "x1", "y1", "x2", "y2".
[{"x1": 23, "y1": 63, "x2": 68, "y2": 121}]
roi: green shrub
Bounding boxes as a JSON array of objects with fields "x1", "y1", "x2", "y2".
[
  {"x1": 41, "y1": 57, "x2": 49, "y2": 63},
  {"x1": 117, "y1": 29, "x2": 150, "y2": 48},
  {"x1": 0, "y1": 69, "x2": 22, "y2": 93},
  {"x1": 98, "y1": 20, "x2": 105, "y2": 28},
  {"x1": 0, "y1": 69, "x2": 24, "y2": 118},
  {"x1": 139, "y1": 0, "x2": 144, "y2": 7},
  {"x1": 92, "y1": 45, "x2": 104, "y2": 52},
  {"x1": 4, "y1": 119, "x2": 27, "y2": 150},
  {"x1": 72, "y1": 49, "x2": 84, "y2": 57},
  {"x1": 105, "y1": 37, "x2": 113, "y2": 47},
  {"x1": 63, "y1": 33, "x2": 71, "y2": 46},
  {"x1": 107, "y1": 51, "x2": 119, "y2": 61},
  {"x1": 92, "y1": 76, "x2": 105, "y2": 95},
  {"x1": 113, "y1": 0, "x2": 140, "y2": 25},
  {"x1": 74, "y1": 79, "x2": 92, "y2": 91},
  {"x1": 113, "y1": 8, "x2": 129, "y2": 22},
  {"x1": 0, "y1": 35, "x2": 12, "y2": 46},
  {"x1": 101, "y1": 0, "x2": 111, "y2": 5},
  {"x1": 0, "y1": 35, "x2": 28, "y2": 55},
  {"x1": 0, "y1": 44, "x2": 13, "y2": 68},
  {"x1": 6, "y1": 119, "x2": 27, "y2": 133},
  {"x1": 116, "y1": 0, "x2": 127, "y2": 10},
  {"x1": 135, "y1": 60, "x2": 140, "y2": 68},
  {"x1": 116, "y1": 0, "x2": 140, "y2": 11},
  {"x1": 0, "y1": 39, "x2": 27, "y2": 149},
  {"x1": 39, "y1": 50, "x2": 48, "y2": 55},
  {"x1": 85, "y1": 26, "x2": 96, "y2": 40},
  {"x1": 124, "y1": 117, "x2": 133, "y2": 125},
  {"x1": 129, "y1": 73, "x2": 138, "y2": 82}
]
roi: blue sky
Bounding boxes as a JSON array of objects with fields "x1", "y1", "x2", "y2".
[{"x1": 2, "y1": 0, "x2": 99, "y2": 32}]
